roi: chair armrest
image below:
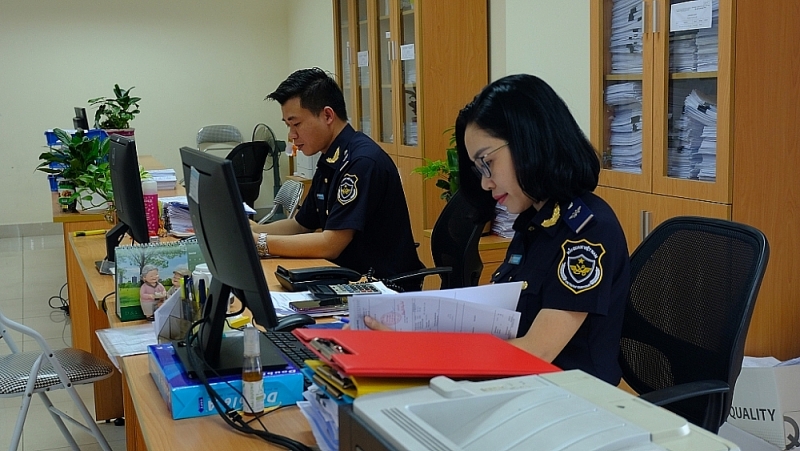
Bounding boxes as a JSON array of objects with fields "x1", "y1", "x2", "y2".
[
  {"x1": 639, "y1": 380, "x2": 729, "y2": 407},
  {"x1": 385, "y1": 266, "x2": 453, "y2": 285}
]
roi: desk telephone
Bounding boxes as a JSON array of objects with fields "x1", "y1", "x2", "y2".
[{"x1": 275, "y1": 265, "x2": 362, "y2": 292}]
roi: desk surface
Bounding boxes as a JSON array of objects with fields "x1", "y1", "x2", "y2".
[{"x1": 121, "y1": 354, "x2": 315, "y2": 451}]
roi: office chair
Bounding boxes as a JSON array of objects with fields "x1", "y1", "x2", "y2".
[
  {"x1": 386, "y1": 190, "x2": 494, "y2": 291},
  {"x1": 619, "y1": 216, "x2": 769, "y2": 434},
  {"x1": 225, "y1": 141, "x2": 270, "y2": 209},
  {"x1": 196, "y1": 125, "x2": 243, "y2": 157},
  {"x1": 0, "y1": 307, "x2": 114, "y2": 451},
  {"x1": 257, "y1": 178, "x2": 304, "y2": 224}
]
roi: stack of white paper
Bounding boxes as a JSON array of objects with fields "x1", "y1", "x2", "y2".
[
  {"x1": 491, "y1": 204, "x2": 517, "y2": 239},
  {"x1": 160, "y1": 195, "x2": 256, "y2": 237},
  {"x1": 605, "y1": 82, "x2": 644, "y2": 173},
  {"x1": 695, "y1": 0, "x2": 720, "y2": 72},
  {"x1": 668, "y1": 89, "x2": 717, "y2": 180},
  {"x1": 670, "y1": 33, "x2": 697, "y2": 72},
  {"x1": 609, "y1": 0, "x2": 644, "y2": 74},
  {"x1": 297, "y1": 385, "x2": 339, "y2": 451},
  {"x1": 146, "y1": 169, "x2": 177, "y2": 190}
]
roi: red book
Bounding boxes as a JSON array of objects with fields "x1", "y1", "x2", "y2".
[{"x1": 292, "y1": 329, "x2": 560, "y2": 378}]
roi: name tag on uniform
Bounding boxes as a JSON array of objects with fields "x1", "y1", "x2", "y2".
[
  {"x1": 317, "y1": 193, "x2": 325, "y2": 200},
  {"x1": 509, "y1": 254, "x2": 522, "y2": 265}
]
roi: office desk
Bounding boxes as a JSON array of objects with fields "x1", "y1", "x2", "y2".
[{"x1": 68, "y1": 231, "x2": 330, "y2": 448}]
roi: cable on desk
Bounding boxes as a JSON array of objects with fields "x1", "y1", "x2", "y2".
[
  {"x1": 101, "y1": 291, "x2": 115, "y2": 314},
  {"x1": 184, "y1": 319, "x2": 313, "y2": 451}
]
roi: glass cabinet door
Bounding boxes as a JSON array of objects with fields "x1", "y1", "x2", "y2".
[
  {"x1": 652, "y1": 0, "x2": 729, "y2": 203},
  {"x1": 355, "y1": 0, "x2": 372, "y2": 136},
  {"x1": 597, "y1": 0, "x2": 651, "y2": 192},
  {"x1": 336, "y1": 0, "x2": 352, "y2": 111},
  {"x1": 398, "y1": 0, "x2": 417, "y2": 148},
  {"x1": 376, "y1": 0, "x2": 393, "y2": 144}
]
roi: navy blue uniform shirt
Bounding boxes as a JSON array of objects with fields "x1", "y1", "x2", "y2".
[
  {"x1": 294, "y1": 124, "x2": 423, "y2": 280},
  {"x1": 492, "y1": 192, "x2": 630, "y2": 385}
]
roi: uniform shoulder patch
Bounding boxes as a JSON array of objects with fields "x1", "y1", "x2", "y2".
[
  {"x1": 558, "y1": 239, "x2": 606, "y2": 294},
  {"x1": 337, "y1": 173, "x2": 359, "y2": 205}
]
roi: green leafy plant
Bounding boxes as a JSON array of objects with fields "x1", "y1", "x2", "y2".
[
  {"x1": 35, "y1": 128, "x2": 113, "y2": 211},
  {"x1": 89, "y1": 84, "x2": 141, "y2": 129},
  {"x1": 412, "y1": 128, "x2": 460, "y2": 202}
]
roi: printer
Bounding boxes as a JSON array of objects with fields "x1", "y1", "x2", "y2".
[{"x1": 339, "y1": 370, "x2": 740, "y2": 451}]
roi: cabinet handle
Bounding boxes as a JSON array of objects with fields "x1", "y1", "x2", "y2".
[
  {"x1": 387, "y1": 41, "x2": 392, "y2": 61},
  {"x1": 652, "y1": 0, "x2": 659, "y2": 33},
  {"x1": 640, "y1": 210, "x2": 652, "y2": 242},
  {"x1": 642, "y1": 1, "x2": 647, "y2": 34}
]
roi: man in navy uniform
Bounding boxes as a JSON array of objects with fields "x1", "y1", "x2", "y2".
[{"x1": 252, "y1": 67, "x2": 423, "y2": 286}]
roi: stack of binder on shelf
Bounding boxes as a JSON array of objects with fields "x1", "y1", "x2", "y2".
[
  {"x1": 609, "y1": 0, "x2": 644, "y2": 74},
  {"x1": 491, "y1": 204, "x2": 517, "y2": 239},
  {"x1": 605, "y1": 82, "x2": 644, "y2": 173},
  {"x1": 292, "y1": 329, "x2": 560, "y2": 451},
  {"x1": 146, "y1": 168, "x2": 178, "y2": 190}
]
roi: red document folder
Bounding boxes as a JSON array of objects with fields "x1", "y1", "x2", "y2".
[{"x1": 292, "y1": 329, "x2": 560, "y2": 378}]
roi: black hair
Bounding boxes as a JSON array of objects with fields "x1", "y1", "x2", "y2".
[
  {"x1": 456, "y1": 74, "x2": 600, "y2": 211},
  {"x1": 266, "y1": 67, "x2": 349, "y2": 121}
]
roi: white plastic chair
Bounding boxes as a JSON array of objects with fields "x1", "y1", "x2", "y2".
[
  {"x1": 196, "y1": 125, "x2": 243, "y2": 157},
  {"x1": 257, "y1": 179, "x2": 305, "y2": 224},
  {"x1": 0, "y1": 307, "x2": 114, "y2": 451}
]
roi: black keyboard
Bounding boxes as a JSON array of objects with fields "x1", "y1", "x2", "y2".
[{"x1": 263, "y1": 329, "x2": 317, "y2": 372}]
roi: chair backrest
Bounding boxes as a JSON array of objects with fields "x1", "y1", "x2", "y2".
[
  {"x1": 225, "y1": 141, "x2": 270, "y2": 208},
  {"x1": 257, "y1": 179, "x2": 305, "y2": 224},
  {"x1": 620, "y1": 216, "x2": 769, "y2": 432},
  {"x1": 197, "y1": 125, "x2": 243, "y2": 156},
  {"x1": 430, "y1": 190, "x2": 493, "y2": 289}
]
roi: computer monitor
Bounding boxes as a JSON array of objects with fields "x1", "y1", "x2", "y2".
[
  {"x1": 73, "y1": 107, "x2": 89, "y2": 131},
  {"x1": 97, "y1": 135, "x2": 150, "y2": 274},
  {"x1": 175, "y1": 146, "x2": 300, "y2": 377}
]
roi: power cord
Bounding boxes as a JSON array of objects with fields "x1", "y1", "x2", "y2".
[
  {"x1": 184, "y1": 320, "x2": 313, "y2": 451},
  {"x1": 101, "y1": 291, "x2": 115, "y2": 314},
  {"x1": 48, "y1": 282, "x2": 70, "y2": 315}
]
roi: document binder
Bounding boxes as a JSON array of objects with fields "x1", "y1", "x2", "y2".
[{"x1": 292, "y1": 329, "x2": 560, "y2": 378}]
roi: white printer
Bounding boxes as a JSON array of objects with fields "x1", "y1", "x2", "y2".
[{"x1": 340, "y1": 370, "x2": 740, "y2": 451}]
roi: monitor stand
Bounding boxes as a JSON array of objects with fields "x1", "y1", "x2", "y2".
[
  {"x1": 95, "y1": 260, "x2": 115, "y2": 275},
  {"x1": 173, "y1": 334, "x2": 288, "y2": 378}
]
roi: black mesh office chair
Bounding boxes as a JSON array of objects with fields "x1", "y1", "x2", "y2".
[
  {"x1": 387, "y1": 190, "x2": 494, "y2": 291},
  {"x1": 225, "y1": 141, "x2": 270, "y2": 209},
  {"x1": 620, "y1": 216, "x2": 769, "y2": 433}
]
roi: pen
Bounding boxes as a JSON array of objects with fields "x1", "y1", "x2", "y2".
[
  {"x1": 333, "y1": 316, "x2": 349, "y2": 323},
  {"x1": 72, "y1": 229, "x2": 107, "y2": 237},
  {"x1": 198, "y1": 279, "x2": 206, "y2": 309}
]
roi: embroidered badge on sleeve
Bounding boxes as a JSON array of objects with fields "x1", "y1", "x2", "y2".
[
  {"x1": 558, "y1": 239, "x2": 606, "y2": 294},
  {"x1": 337, "y1": 174, "x2": 359, "y2": 205}
]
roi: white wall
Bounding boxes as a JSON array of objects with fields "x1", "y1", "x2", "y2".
[
  {"x1": 0, "y1": 0, "x2": 333, "y2": 226},
  {"x1": 490, "y1": 0, "x2": 591, "y2": 134}
]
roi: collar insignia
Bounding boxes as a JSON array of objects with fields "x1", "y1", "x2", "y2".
[
  {"x1": 541, "y1": 203, "x2": 560, "y2": 228},
  {"x1": 326, "y1": 147, "x2": 340, "y2": 164}
]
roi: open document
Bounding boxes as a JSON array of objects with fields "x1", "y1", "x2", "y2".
[{"x1": 347, "y1": 282, "x2": 523, "y2": 339}]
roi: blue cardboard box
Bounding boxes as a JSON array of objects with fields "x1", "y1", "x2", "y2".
[{"x1": 148, "y1": 343, "x2": 304, "y2": 419}]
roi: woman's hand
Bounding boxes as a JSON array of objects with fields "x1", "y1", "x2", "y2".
[{"x1": 363, "y1": 315, "x2": 392, "y2": 331}]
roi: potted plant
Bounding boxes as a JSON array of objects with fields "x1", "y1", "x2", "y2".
[
  {"x1": 412, "y1": 128, "x2": 459, "y2": 202},
  {"x1": 88, "y1": 84, "x2": 141, "y2": 136},
  {"x1": 36, "y1": 128, "x2": 114, "y2": 220}
]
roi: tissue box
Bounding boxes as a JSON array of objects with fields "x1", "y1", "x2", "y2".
[
  {"x1": 148, "y1": 342, "x2": 304, "y2": 419},
  {"x1": 728, "y1": 362, "x2": 800, "y2": 449}
]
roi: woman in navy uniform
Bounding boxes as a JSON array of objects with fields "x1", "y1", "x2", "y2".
[
  {"x1": 455, "y1": 74, "x2": 630, "y2": 385},
  {"x1": 252, "y1": 68, "x2": 423, "y2": 285}
]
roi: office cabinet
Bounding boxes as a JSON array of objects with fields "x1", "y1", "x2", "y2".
[
  {"x1": 591, "y1": 0, "x2": 800, "y2": 359},
  {"x1": 333, "y1": 0, "x2": 488, "y2": 240}
]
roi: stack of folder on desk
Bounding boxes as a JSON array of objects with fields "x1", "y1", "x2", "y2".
[
  {"x1": 292, "y1": 329, "x2": 560, "y2": 451},
  {"x1": 292, "y1": 329, "x2": 560, "y2": 401}
]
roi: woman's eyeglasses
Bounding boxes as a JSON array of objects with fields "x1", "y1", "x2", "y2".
[{"x1": 471, "y1": 143, "x2": 508, "y2": 178}]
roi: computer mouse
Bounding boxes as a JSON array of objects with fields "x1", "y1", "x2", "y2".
[{"x1": 273, "y1": 313, "x2": 316, "y2": 332}]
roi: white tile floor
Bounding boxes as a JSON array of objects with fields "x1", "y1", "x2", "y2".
[{"x1": 0, "y1": 233, "x2": 126, "y2": 451}]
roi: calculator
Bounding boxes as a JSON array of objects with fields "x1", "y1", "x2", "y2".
[{"x1": 308, "y1": 282, "x2": 381, "y2": 297}]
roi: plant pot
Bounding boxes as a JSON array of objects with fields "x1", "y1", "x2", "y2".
[
  {"x1": 104, "y1": 128, "x2": 135, "y2": 138},
  {"x1": 57, "y1": 180, "x2": 78, "y2": 212}
]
